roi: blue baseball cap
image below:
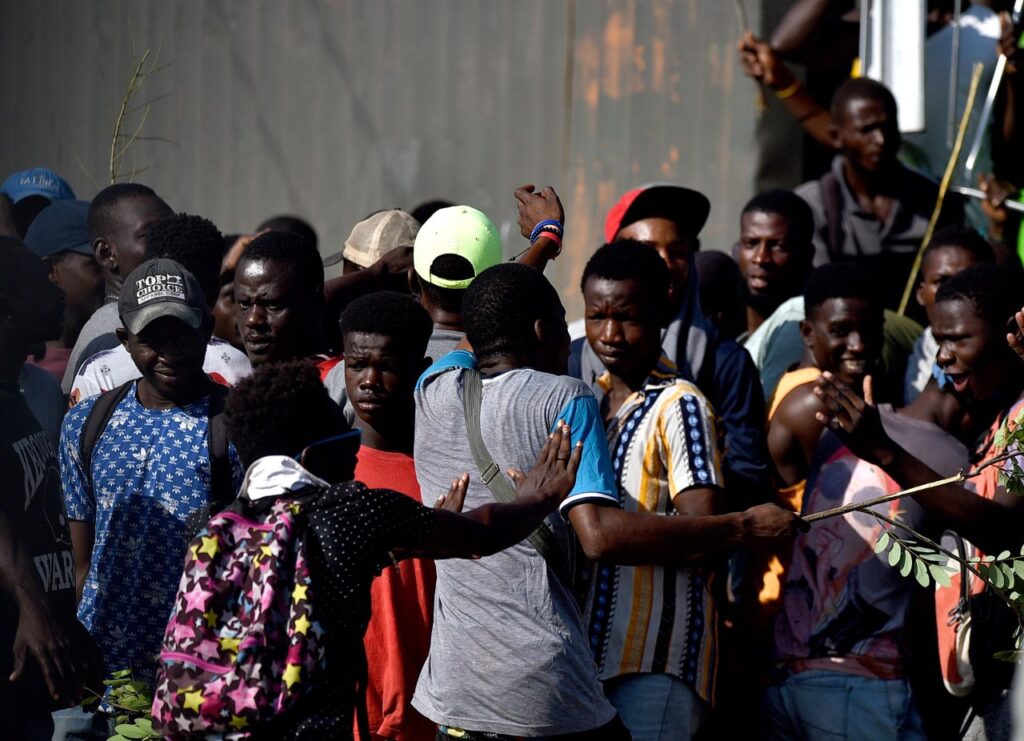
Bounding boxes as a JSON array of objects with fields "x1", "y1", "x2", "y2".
[
  {"x1": 24, "y1": 200, "x2": 93, "y2": 259},
  {"x1": 1, "y1": 168, "x2": 75, "y2": 204}
]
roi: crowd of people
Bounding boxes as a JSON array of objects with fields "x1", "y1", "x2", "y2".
[{"x1": 5, "y1": 3, "x2": 1024, "y2": 741}]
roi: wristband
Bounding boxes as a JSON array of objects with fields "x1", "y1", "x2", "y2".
[
  {"x1": 530, "y1": 219, "x2": 563, "y2": 244},
  {"x1": 774, "y1": 79, "x2": 801, "y2": 100},
  {"x1": 535, "y1": 230, "x2": 562, "y2": 256}
]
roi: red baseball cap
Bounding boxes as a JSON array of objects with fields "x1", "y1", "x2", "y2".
[{"x1": 603, "y1": 184, "x2": 711, "y2": 243}]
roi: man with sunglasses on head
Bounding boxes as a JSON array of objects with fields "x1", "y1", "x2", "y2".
[{"x1": 55, "y1": 259, "x2": 243, "y2": 740}]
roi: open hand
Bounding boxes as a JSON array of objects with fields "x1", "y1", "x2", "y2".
[
  {"x1": 813, "y1": 373, "x2": 891, "y2": 465},
  {"x1": 435, "y1": 474, "x2": 469, "y2": 513},
  {"x1": 515, "y1": 184, "x2": 564, "y2": 239},
  {"x1": 508, "y1": 423, "x2": 581, "y2": 509},
  {"x1": 10, "y1": 595, "x2": 78, "y2": 704}
]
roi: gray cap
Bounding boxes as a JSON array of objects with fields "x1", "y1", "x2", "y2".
[{"x1": 118, "y1": 258, "x2": 206, "y2": 335}]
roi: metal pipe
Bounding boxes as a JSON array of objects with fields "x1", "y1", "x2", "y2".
[
  {"x1": 950, "y1": 185, "x2": 1024, "y2": 214},
  {"x1": 964, "y1": 0, "x2": 1024, "y2": 179}
]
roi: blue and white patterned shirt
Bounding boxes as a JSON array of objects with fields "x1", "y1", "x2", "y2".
[{"x1": 59, "y1": 383, "x2": 242, "y2": 686}]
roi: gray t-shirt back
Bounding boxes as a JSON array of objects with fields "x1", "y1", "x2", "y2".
[{"x1": 412, "y1": 353, "x2": 617, "y2": 737}]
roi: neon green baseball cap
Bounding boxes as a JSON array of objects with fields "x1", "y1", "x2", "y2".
[{"x1": 413, "y1": 205, "x2": 502, "y2": 290}]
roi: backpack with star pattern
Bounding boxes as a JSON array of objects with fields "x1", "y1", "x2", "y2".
[{"x1": 151, "y1": 494, "x2": 326, "y2": 737}]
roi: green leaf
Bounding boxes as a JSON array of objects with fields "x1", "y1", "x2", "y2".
[
  {"x1": 889, "y1": 541, "x2": 903, "y2": 567},
  {"x1": 107, "y1": 736, "x2": 130, "y2": 741},
  {"x1": 132, "y1": 718, "x2": 154, "y2": 735},
  {"x1": 929, "y1": 563, "x2": 952, "y2": 587},
  {"x1": 899, "y1": 550, "x2": 914, "y2": 578},
  {"x1": 1014, "y1": 561, "x2": 1024, "y2": 580},
  {"x1": 998, "y1": 550, "x2": 1012, "y2": 561},
  {"x1": 1010, "y1": 591, "x2": 1020, "y2": 601},
  {"x1": 111, "y1": 669, "x2": 134, "y2": 678},
  {"x1": 915, "y1": 559, "x2": 930, "y2": 588},
  {"x1": 119, "y1": 697, "x2": 151, "y2": 712},
  {"x1": 875, "y1": 531, "x2": 890, "y2": 553},
  {"x1": 115, "y1": 724, "x2": 148, "y2": 739},
  {"x1": 81, "y1": 695, "x2": 100, "y2": 708},
  {"x1": 918, "y1": 551, "x2": 947, "y2": 563},
  {"x1": 103, "y1": 678, "x2": 131, "y2": 687},
  {"x1": 991, "y1": 565, "x2": 1006, "y2": 589}
]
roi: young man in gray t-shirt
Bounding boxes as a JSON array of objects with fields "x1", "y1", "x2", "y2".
[{"x1": 413, "y1": 264, "x2": 799, "y2": 739}]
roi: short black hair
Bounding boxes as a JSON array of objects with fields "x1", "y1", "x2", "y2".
[
  {"x1": 340, "y1": 291, "x2": 433, "y2": 358},
  {"x1": 831, "y1": 77, "x2": 898, "y2": 122},
  {"x1": 804, "y1": 262, "x2": 883, "y2": 317},
  {"x1": 695, "y1": 250, "x2": 745, "y2": 319},
  {"x1": 411, "y1": 199, "x2": 454, "y2": 226},
  {"x1": 87, "y1": 183, "x2": 162, "y2": 241},
  {"x1": 418, "y1": 253, "x2": 474, "y2": 314},
  {"x1": 580, "y1": 240, "x2": 670, "y2": 314},
  {"x1": 225, "y1": 359, "x2": 348, "y2": 466},
  {"x1": 0, "y1": 237, "x2": 43, "y2": 301},
  {"x1": 923, "y1": 226, "x2": 996, "y2": 265},
  {"x1": 144, "y1": 213, "x2": 223, "y2": 302},
  {"x1": 463, "y1": 263, "x2": 562, "y2": 361},
  {"x1": 936, "y1": 263, "x2": 1017, "y2": 330},
  {"x1": 741, "y1": 189, "x2": 815, "y2": 250},
  {"x1": 256, "y1": 215, "x2": 318, "y2": 250},
  {"x1": 241, "y1": 230, "x2": 325, "y2": 294}
]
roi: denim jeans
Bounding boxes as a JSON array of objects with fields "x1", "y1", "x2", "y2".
[
  {"x1": 603, "y1": 673, "x2": 706, "y2": 741},
  {"x1": 51, "y1": 706, "x2": 114, "y2": 741},
  {"x1": 762, "y1": 670, "x2": 926, "y2": 741}
]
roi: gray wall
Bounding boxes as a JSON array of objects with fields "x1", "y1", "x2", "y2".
[{"x1": 1, "y1": 0, "x2": 769, "y2": 319}]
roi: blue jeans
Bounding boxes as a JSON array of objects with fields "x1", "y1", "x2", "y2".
[
  {"x1": 763, "y1": 670, "x2": 926, "y2": 741},
  {"x1": 51, "y1": 706, "x2": 114, "y2": 741},
  {"x1": 603, "y1": 673, "x2": 706, "y2": 741}
]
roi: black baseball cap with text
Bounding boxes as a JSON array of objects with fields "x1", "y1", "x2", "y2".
[{"x1": 118, "y1": 258, "x2": 206, "y2": 335}]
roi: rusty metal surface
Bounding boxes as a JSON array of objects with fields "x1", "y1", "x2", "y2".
[{"x1": 0, "y1": 0, "x2": 763, "y2": 318}]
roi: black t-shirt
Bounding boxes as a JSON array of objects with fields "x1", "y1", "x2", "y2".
[
  {"x1": 268, "y1": 480, "x2": 435, "y2": 740},
  {"x1": 0, "y1": 380, "x2": 77, "y2": 712}
]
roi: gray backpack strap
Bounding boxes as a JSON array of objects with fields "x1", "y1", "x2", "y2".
[{"x1": 461, "y1": 368, "x2": 574, "y2": 591}]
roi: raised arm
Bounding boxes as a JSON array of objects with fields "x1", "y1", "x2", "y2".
[
  {"x1": 814, "y1": 372, "x2": 1024, "y2": 553},
  {"x1": 737, "y1": 31, "x2": 833, "y2": 148},
  {"x1": 513, "y1": 184, "x2": 564, "y2": 272}
]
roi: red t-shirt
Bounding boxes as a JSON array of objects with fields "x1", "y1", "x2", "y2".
[{"x1": 355, "y1": 446, "x2": 436, "y2": 741}]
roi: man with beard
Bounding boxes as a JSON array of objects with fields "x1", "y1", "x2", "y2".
[{"x1": 234, "y1": 231, "x2": 340, "y2": 379}]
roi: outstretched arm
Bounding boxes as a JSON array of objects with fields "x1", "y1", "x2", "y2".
[
  {"x1": 567, "y1": 499, "x2": 801, "y2": 566},
  {"x1": 737, "y1": 31, "x2": 833, "y2": 148},
  {"x1": 814, "y1": 372, "x2": 1024, "y2": 553},
  {"x1": 406, "y1": 424, "x2": 583, "y2": 559}
]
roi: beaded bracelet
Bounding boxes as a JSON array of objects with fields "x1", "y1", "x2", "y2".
[{"x1": 530, "y1": 219, "x2": 563, "y2": 244}]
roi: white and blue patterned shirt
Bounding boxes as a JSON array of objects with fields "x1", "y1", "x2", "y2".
[{"x1": 59, "y1": 383, "x2": 242, "y2": 686}]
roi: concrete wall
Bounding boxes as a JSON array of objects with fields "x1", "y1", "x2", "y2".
[{"x1": 0, "y1": 0, "x2": 770, "y2": 318}]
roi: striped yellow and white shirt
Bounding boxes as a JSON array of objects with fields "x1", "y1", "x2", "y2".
[{"x1": 583, "y1": 355, "x2": 724, "y2": 707}]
